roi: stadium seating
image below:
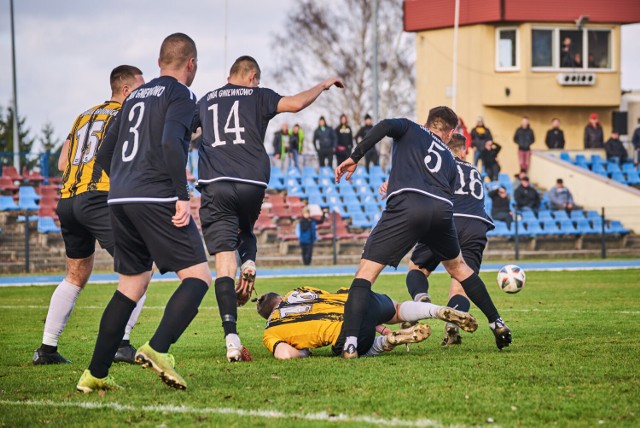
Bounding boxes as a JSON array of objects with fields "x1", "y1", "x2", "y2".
[
  {"x1": 0, "y1": 176, "x2": 19, "y2": 192},
  {"x1": 2, "y1": 166, "x2": 22, "y2": 181},
  {"x1": 0, "y1": 195, "x2": 20, "y2": 211},
  {"x1": 37, "y1": 217, "x2": 61, "y2": 233}
]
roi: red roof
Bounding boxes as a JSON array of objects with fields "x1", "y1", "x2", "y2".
[{"x1": 404, "y1": 0, "x2": 640, "y2": 32}]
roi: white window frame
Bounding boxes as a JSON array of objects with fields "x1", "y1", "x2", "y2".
[
  {"x1": 531, "y1": 27, "x2": 614, "y2": 72},
  {"x1": 495, "y1": 27, "x2": 520, "y2": 71}
]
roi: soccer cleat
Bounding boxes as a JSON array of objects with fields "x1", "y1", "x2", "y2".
[
  {"x1": 227, "y1": 343, "x2": 253, "y2": 362},
  {"x1": 384, "y1": 323, "x2": 432, "y2": 350},
  {"x1": 436, "y1": 307, "x2": 478, "y2": 333},
  {"x1": 441, "y1": 323, "x2": 462, "y2": 346},
  {"x1": 239, "y1": 260, "x2": 257, "y2": 290},
  {"x1": 32, "y1": 347, "x2": 71, "y2": 365},
  {"x1": 113, "y1": 343, "x2": 137, "y2": 364},
  {"x1": 76, "y1": 369, "x2": 121, "y2": 393},
  {"x1": 342, "y1": 343, "x2": 358, "y2": 359},
  {"x1": 491, "y1": 318, "x2": 512, "y2": 350},
  {"x1": 135, "y1": 342, "x2": 187, "y2": 390}
]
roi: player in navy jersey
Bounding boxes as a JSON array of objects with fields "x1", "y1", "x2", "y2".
[
  {"x1": 335, "y1": 106, "x2": 510, "y2": 358},
  {"x1": 78, "y1": 33, "x2": 210, "y2": 393},
  {"x1": 381, "y1": 134, "x2": 510, "y2": 349},
  {"x1": 193, "y1": 55, "x2": 343, "y2": 362}
]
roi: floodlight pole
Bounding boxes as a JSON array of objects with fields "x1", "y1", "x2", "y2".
[
  {"x1": 10, "y1": 0, "x2": 21, "y2": 171},
  {"x1": 223, "y1": 0, "x2": 228, "y2": 80},
  {"x1": 451, "y1": 0, "x2": 460, "y2": 111},
  {"x1": 372, "y1": 0, "x2": 379, "y2": 123}
]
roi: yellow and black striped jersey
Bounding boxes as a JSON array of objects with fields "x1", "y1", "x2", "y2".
[
  {"x1": 263, "y1": 286, "x2": 349, "y2": 353},
  {"x1": 60, "y1": 101, "x2": 121, "y2": 198}
]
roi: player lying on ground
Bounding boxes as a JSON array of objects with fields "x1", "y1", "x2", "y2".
[{"x1": 256, "y1": 286, "x2": 478, "y2": 359}]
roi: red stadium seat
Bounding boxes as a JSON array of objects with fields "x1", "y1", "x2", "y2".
[
  {"x1": 0, "y1": 176, "x2": 19, "y2": 192},
  {"x1": 2, "y1": 166, "x2": 23, "y2": 181}
]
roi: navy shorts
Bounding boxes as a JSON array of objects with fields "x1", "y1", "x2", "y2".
[
  {"x1": 199, "y1": 181, "x2": 264, "y2": 256},
  {"x1": 411, "y1": 216, "x2": 490, "y2": 273},
  {"x1": 110, "y1": 202, "x2": 207, "y2": 275},
  {"x1": 332, "y1": 291, "x2": 396, "y2": 356},
  {"x1": 362, "y1": 192, "x2": 460, "y2": 268},
  {"x1": 56, "y1": 192, "x2": 114, "y2": 259}
]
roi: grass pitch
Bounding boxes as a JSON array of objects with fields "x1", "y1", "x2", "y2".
[{"x1": 1, "y1": 269, "x2": 639, "y2": 427}]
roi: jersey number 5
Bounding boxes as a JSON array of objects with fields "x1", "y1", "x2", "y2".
[
  {"x1": 122, "y1": 102, "x2": 145, "y2": 162},
  {"x1": 423, "y1": 140, "x2": 447, "y2": 173},
  {"x1": 208, "y1": 100, "x2": 246, "y2": 147}
]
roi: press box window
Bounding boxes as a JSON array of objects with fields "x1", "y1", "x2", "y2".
[
  {"x1": 532, "y1": 29, "x2": 553, "y2": 67},
  {"x1": 497, "y1": 29, "x2": 518, "y2": 70}
]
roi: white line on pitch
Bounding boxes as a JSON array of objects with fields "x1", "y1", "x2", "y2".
[{"x1": 0, "y1": 399, "x2": 441, "y2": 427}]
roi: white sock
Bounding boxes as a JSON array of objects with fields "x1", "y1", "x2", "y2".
[
  {"x1": 414, "y1": 293, "x2": 429, "y2": 302},
  {"x1": 42, "y1": 279, "x2": 82, "y2": 347},
  {"x1": 344, "y1": 336, "x2": 358, "y2": 350},
  {"x1": 226, "y1": 333, "x2": 241, "y2": 348},
  {"x1": 398, "y1": 301, "x2": 443, "y2": 323},
  {"x1": 363, "y1": 336, "x2": 387, "y2": 357},
  {"x1": 123, "y1": 293, "x2": 146, "y2": 341}
]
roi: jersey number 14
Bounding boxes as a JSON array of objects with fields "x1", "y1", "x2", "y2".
[{"x1": 208, "y1": 101, "x2": 246, "y2": 147}]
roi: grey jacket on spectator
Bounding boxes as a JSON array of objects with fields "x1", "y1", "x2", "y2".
[{"x1": 548, "y1": 186, "x2": 575, "y2": 208}]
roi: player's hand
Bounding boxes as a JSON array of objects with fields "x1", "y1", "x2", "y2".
[
  {"x1": 172, "y1": 200, "x2": 191, "y2": 227},
  {"x1": 378, "y1": 181, "x2": 388, "y2": 199},
  {"x1": 375, "y1": 325, "x2": 392, "y2": 336},
  {"x1": 323, "y1": 77, "x2": 344, "y2": 90},
  {"x1": 335, "y1": 158, "x2": 357, "y2": 183}
]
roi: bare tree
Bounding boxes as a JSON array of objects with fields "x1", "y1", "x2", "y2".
[{"x1": 270, "y1": 0, "x2": 415, "y2": 129}]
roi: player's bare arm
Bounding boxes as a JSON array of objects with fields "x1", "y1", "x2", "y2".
[
  {"x1": 276, "y1": 77, "x2": 344, "y2": 113},
  {"x1": 172, "y1": 200, "x2": 191, "y2": 227},
  {"x1": 273, "y1": 342, "x2": 311, "y2": 360},
  {"x1": 58, "y1": 139, "x2": 71, "y2": 172}
]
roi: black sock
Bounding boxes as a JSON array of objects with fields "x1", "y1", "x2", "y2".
[
  {"x1": 40, "y1": 344, "x2": 57, "y2": 354},
  {"x1": 89, "y1": 291, "x2": 136, "y2": 378},
  {"x1": 447, "y1": 294, "x2": 471, "y2": 312},
  {"x1": 149, "y1": 278, "x2": 209, "y2": 353},
  {"x1": 214, "y1": 276, "x2": 237, "y2": 336},
  {"x1": 342, "y1": 278, "x2": 372, "y2": 338},
  {"x1": 406, "y1": 270, "x2": 429, "y2": 299},
  {"x1": 460, "y1": 273, "x2": 500, "y2": 323}
]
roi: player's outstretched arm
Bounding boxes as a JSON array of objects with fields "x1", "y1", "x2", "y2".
[
  {"x1": 277, "y1": 77, "x2": 344, "y2": 113},
  {"x1": 273, "y1": 342, "x2": 311, "y2": 360},
  {"x1": 58, "y1": 139, "x2": 71, "y2": 172}
]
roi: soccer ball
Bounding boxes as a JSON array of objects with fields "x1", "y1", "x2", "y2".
[{"x1": 497, "y1": 264, "x2": 526, "y2": 293}]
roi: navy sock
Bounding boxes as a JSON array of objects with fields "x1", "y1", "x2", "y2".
[
  {"x1": 89, "y1": 291, "x2": 136, "y2": 378},
  {"x1": 406, "y1": 270, "x2": 429, "y2": 300},
  {"x1": 460, "y1": 273, "x2": 500, "y2": 323},
  {"x1": 342, "y1": 278, "x2": 372, "y2": 338},
  {"x1": 149, "y1": 278, "x2": 209, "y2": 353},
  {"x1": 214, "y1": 276, "x2": 238, "y2": 336},
  {"x1": 447, "y1": 294, "x2": 471, "y2": 312}
]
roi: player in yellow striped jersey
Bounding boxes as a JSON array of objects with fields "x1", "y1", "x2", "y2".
[
  {"x1": 33, "y1": 66, "x2": 145, "y2": 366},
  {"x1": 257, "y1": 286, "x2": 478, "y2": 359}
]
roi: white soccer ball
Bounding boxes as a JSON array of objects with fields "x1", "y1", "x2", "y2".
[{"x1": 497, "y1": 264, "x2": 526, "y2": 294}]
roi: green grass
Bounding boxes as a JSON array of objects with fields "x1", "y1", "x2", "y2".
[{"x1": 1, "y1": 270, "x2": 639, "y2": 427}]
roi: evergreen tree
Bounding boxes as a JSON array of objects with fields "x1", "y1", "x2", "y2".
[
  {"x1": 39, "y1": 122, "x2": 63, "y2": 178},
  {"x1": 0, "y1": 104, "x2": 36, "y2": 169}
]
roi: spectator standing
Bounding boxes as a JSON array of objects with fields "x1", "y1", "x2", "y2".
[
  {"x1": 560, "y1": 36, "x2": 575, "y2": 68},
  {"x1": 545, "y1": 118, "x2": 565, "y2": 149},
  {"x1": 584, "y1": 113, "x2": 604, "y2": 149},
  {"x1": 313, "y1": 116, "x2": 337, "y2": 167},
  {"x1": 288, "y1": 123, "x2": 304, "y2": 170},
  {"x1": 549, "y1": 178, "x2": 577, "y2": 211},
  {"x1": 480, "y1": 141, "x2": 501, "y2": 182},
  {"x1": 355, "y1": 114, "x2": 377, "y2": 172},
  {"x1": 272, "y1": 123, "x2": 289, "y2": 169},
  {"x1": 296, "y1": 207, "x2": 325, "y2": 266},
  {"x1": 471, "y1": 116, "x2": 493, "y2": 167},
  {"x1": 604, "y1": 131, "x2": 628, "y2": 164},
  {"x1": 335, "y1": 114, "x2": 354, "y2": 166},
  {"x1": 513, "y1": 116, "x2": 535, "y2": 173},
  {"x1": 632, "y1": 118, "x2": 640, "y2": 166},
  {"x1": 514, "y1": 176, "x2": 540, "y2": 214},
  {"x1": 489, "y1": 186, "x2": 513, "y2": 229}
]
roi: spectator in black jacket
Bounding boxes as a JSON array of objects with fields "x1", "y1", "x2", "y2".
[
  {"x1": 480, "y1": 141, "x2": 501, "y2": 182},
  {"x1": 335, "y1": 113, "x2": 354, "y2": 166},
  {"x1": 545, "y1": 118, "x2": 565, "y2": 149},
  {"x1": 489, "y1": 186, "x2": 513, "y2": 229},
  {"x1": 514, "y1": 176, "x2": 540, "y2": 214},
  {"x1": 471, "y1": 116, "x2": 493, "y2": 167},
  {"x1": 513, "y1": 116, "x2": 535, "y2": 173},
  {"x1": 355, "y1": 114, "x2": 377, "y2": 172},
  {"x1": 272, "y1": 122, "x2": 289, "y2": 169},
  {"x1": 313, "y1": 116, "x2": 337, "y2": 167},
  {"x1": 632, "y1": 118, "x2": 640, "y2": 166},
  {"x1": 604, "y1": 131, "x2": 628, "y2": 164},
  {"x1": 584, "y1": 113, "x2": 604, "y2": 149}
]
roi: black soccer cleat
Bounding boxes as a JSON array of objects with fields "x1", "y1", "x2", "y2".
[
  {"x1": 491, "y1": 318, "x2": 512, "y2": 350},
  {"x1": 113, "y1": 343, "x2": 137, "y2": 364},
  {"x1": 32, "y1": 347, "x2": 71, "y2": 365},
  {"x1": 342, "y1": 343, "x2": 358, "y2": 359}
]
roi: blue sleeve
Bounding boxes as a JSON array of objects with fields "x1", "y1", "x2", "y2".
[{"x1": 350, "y1": 118, "x2": 410, "y2": 163}]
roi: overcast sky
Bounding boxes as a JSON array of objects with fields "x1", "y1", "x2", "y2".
[{"x1": 0, "y1": 0, "x2": 639, "y2": 152}]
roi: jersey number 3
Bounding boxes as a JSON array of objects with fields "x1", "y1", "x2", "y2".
[
  {"x1": 122, "y1": 102, "x2": 145, "y2": 162},
  {"x1": 208, "y1": 100, "x2": 246, "y2": 147}
]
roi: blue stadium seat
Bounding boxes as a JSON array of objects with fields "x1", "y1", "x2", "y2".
[
  {"x1": 339, "y1": 185, "x2": 357, "y2": 197},
  {"x1": 607, "y1": 162, "x2": 622, "y2": 174},
  {"x1": 287, "y1": 185, "x2": 305, "y2": 197},
  {"x1": 323, "y1": 185, "x2": 338, "y2": 195},
  {"x1": 352, "y1": 177, "x2": 369, "y2": 187},
  {"x1": 606, "y1": 220, "x2": 629, "y2": 235},
  {"x1": 286, "y1": 167, "x2": 301, "y2": 179},
  {"x1": 575, "y1": 158, "x2": 589, "y2": 170},
  {"x1": 559, "y1": 152, "x2": 572, "y2": 162},
  {"x1": 591, "y1": 164, "x2": 607, "y2": 176},
  {"x1": 484, "y1": 197, "x2": 492, "y2": 213},
  {"x1": 498, "y1": 173, "x2": 511, "y2": 186},
  {"x1": 542, "y1": 219, "x2": 561, "y2": 236},
  {"x1": 625, "y1": 171, "x2": 640, "y2": 185},
  {"x1": 304, "y1": 185, "x2": 320, "y2": 196},
  {"x1": 37, "y1": 217, "x2": 61, "y2": 234},
  {"x1": 351, "y1": 212, "x2": 373, "y2": 228},
  {"x1": 0, "y1": 195, "x2": 20, "y2": 211},
  {"x1": 569, "y1": 210, "x2": 587, "y2": 221},
  {"x1": 622, "y1": 162, "x2": 636, "y2": 173},
  {"x1": 326, "y1": 195, "x2": 343, "y2": 206},
  {"x1": 352, "y1": 168, "x2": 369, "y2": 179},
  {"x1": 267, "y1": 176, "x2": 285, "y2": 190},
  {"x1": 591, "y1": 217, "x2": 603, "y2": 232},
  {"x1": 362, "y1": 194, "x2": 378, "y2": 205},
  {"x1": 559, "y1": 219, "x2": 578, "y2": 235},
  {"x1": 285, "y1": 177, "x2": 301, "y2": 187},
  {"x1": 302, "y1": 166, "x2": 318, "y2": 179},
  {"x1": 369, "y1": 165, "x2": 384, "y2": 178},
  {"x1": 364, "y1": 203, "x2": 380, "y2": 214},
  {"x1": 318, "y1": 177, "x2": 334, "y2": 188},
  {"x1": 319, "y1": 166, "x2": 333, "y2": 177},
  {"x1": 575, "y1": 154, "x2": 588, "y2": 165},
  {"x1": 356, "y1": 185, "x2": 374, "y2": 195},
  {"x1": 590, "y1": 154, "x2": 604, "y2": 165},
  {"x1": 552, "y1": 210, "x2": 569, "y2": 221},
  {"x1": 610, "y1": 171, "x2": 625, "y2": 183},
  {"x1": 271, "y1": 166, "x2": 285, "y2": 179},
  {"x1": 19, "y1": 186, "x2": 40, "y2": 201},
  {"x1": 575, "y1": 218, "x2": 597, "y2": 235},
  {"x1": 301, "y1": 176, "x2": 317, "y2": 187},
  {"x1": 538, "y1": 210, "x2": 553, "y2": 222},
  {"x1": 368, "y1": 176, "x2": 385, "y2": 188},
  {"x1": 520, "y1": 210, "x2": 538, "y2": 221},
  {"x1": 524, "y1": 220, "x2": 544, "y2": 237},
  {"x1": 308, "y1": 193, "x2": 327, "y2": 207},
  {"x1": 586, "y1": 210, "x2": 601, "y2": 220}
]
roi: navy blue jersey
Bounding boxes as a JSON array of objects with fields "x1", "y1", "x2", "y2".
[
  {"x1": 452, "y1": 159, "x2": 495, "y2": 228},
  {"x1": 103, "y1": 76, "x2": 195, "y2": 204},
  {"x1": 352, "y1": 118, "x2": 457, "y2": 205},
  {"x1": 195, "y1": 84, "x2": 282, "y2": 187}
]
